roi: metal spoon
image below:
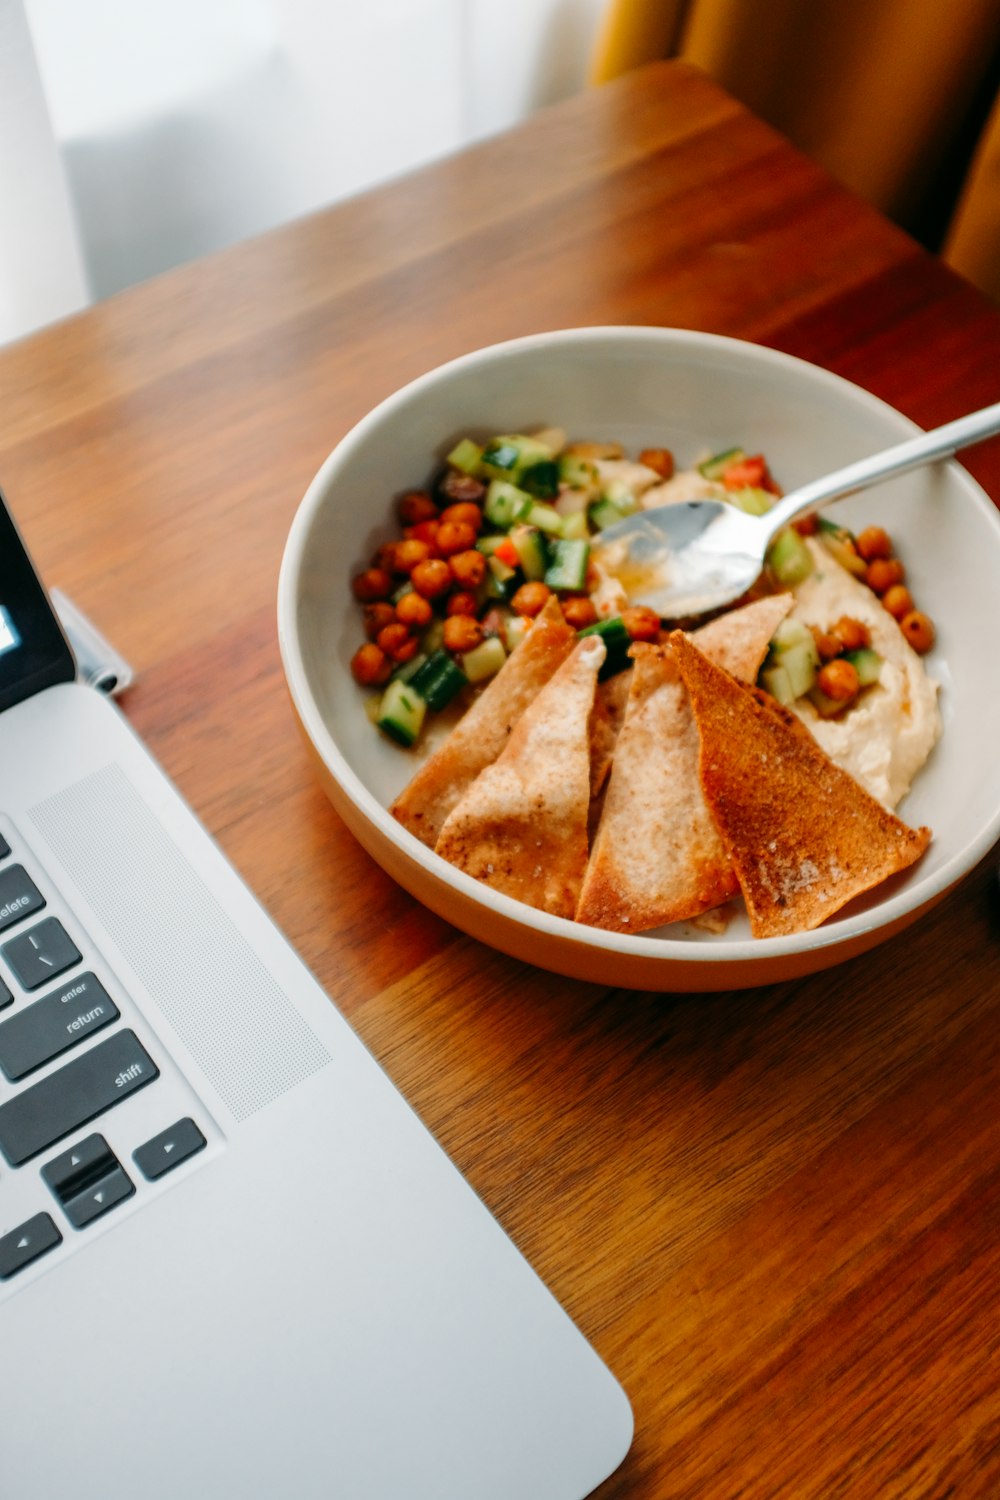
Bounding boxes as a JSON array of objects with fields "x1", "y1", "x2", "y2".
[{"x1": 593, "y1": 400, "x2": 1000, "y2": 618}]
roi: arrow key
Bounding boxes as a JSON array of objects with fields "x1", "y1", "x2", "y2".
[
  {"x1": 133, "y1": 1117, "x2": 206, "y2": 1181},
  {"x1": 41, "y1": 1133, "x2": 135, "y2": 1228},
  {"x1": 0, "y1": 1212, "x2": 61, "y2": 1278}
]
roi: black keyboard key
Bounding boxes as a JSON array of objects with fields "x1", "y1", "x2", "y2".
[
  {"x1": 0, "y1": 865, "x2": 45, "y2": 934},
  {"x1": 0, "y1": 1212, "x2": 61, "y2": 1278},
  {"x1": 134, "y1": 1118, "x2": 206, "y2": 1180},
  {"x1": 0, "y1": 976, "x2": 11, "y2": 1011},
  {"x1": 0, "y1": 973, "x2": 119, "y2": 1081},
  {"x1": 0, "y1": 1030, "x2": 159, "y2": 1166},
  {"x1": 2, "y1": 918, "x2": 81, "y2": 990},
  {"x1": 0, "y1": 833, "x2": 10, "y2": 859},
  {"x1": 42, "y1": 1134, "x2": 134, "y2": 1229}
]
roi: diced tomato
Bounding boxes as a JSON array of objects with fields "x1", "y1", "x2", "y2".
[
  {"x1": 493, "y1": 537, "x2": 520, "y2": 567},
  {"x1": 721, "y1": 454, "x2": 780, "y2": 494}
]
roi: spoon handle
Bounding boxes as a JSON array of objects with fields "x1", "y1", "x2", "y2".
[{"x1": 762, "y1": 399, "x2": 1000, "y2": 540}]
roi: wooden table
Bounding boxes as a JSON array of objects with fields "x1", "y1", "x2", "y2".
[{"x1": 4, "y1": 60, "x2": 1000, "y2": 1497}]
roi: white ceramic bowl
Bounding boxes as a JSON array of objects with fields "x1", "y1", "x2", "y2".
[{"x1": 278, "y1": 327, "x2": 1000, "y2": 991}]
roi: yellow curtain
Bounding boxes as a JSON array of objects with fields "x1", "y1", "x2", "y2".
[{"x1": 590, "y1": 0, "x2": 1000, "y2": 302}]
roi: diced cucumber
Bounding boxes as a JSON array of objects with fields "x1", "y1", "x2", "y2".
[
  {"x1": 770, "y1": 617, "x2": 818, "y2": 657},
  {"x1": 460, "y1": 636, "x2": 507, "y2": 684},
  {"x1": 524, "y1": 502, "x2": 564, "y2": 537},
  {"x1": 601, "y1": 479, "x2": 640, "y2": 516},
  {"x1": 544, "y1": 538, "x2": 590, "y2": 592},
  {"x1": 520, "y1": 460, "x2": 560, "y2": 499},
  {"x1": 484, "y1": 478, "x2": 533, "y2": 530},
  {"x1": 766, "y1": 526, "x2": 814, "y2": 586},
  {"x1": 486, "y1": 554, "x2": 522, "y2": 600},
  {"x1": 446, "y1": 438, "x2": 484, "y2": 476},
  {"x1": 588, "y1": 497, "x2": 627, "y2": 532},
  {"x1": 558, "y1": 453, "x2": 599, "y2": 489},
  {"x1": 421, "y1": 617, "x2": 445, "y2": 655},
  {"x1": 817, "y1": 519, "x2": 868, "y2": 577},
  {"x1": 726, "y1": 485, "x2": 774, "y2": 516},
  {"x1": 560, "y1": 509, "x2": 590, "y2": 541},
  {"x1": 408, "y1": 650, "x2": 468, "y2": 711},
  {"x1": 579, "y1": 614, "x2": 632, "y2": 677},
  {"x1": 391, "y1": 651, "x2": 428, "y2": 684},
  {"x1": 504, "y1": 614, "x2": 531, "y2": 652},
  {"x1": 843, "y1": 647, "x2": 883, "y2": 687},
  {"x1": 761, "y1": 663, "x2": 795, "y2": 705},
  {"x1": 378, "y1": 678, "x2": 427, "y2": 746},
  {"x1": 481, "y1": 433, "x2": 554, "y2": 482},
  {"x1": 779, "y1": 641, "x2": 818, "y2": 698},
  {"x1": 476, "y1": 533, "x2": 512, "y2": 557},
  {"x1": 698, "y1": 446, "x2": 745, "y2": 480},
  {"x1": 510, "y1": 525, "x2": 550, "y2": 580}
]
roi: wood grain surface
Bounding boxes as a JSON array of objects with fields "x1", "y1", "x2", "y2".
[{"x1": 3, "y1": 61, "x2": 1000, "y2": 1498}]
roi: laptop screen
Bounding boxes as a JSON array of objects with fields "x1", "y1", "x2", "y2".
[{"x1": 0, "y1": 497, "x2": 75, "y2": 712}]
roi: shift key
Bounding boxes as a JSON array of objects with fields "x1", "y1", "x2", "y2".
[{"x1": 0, "y1": 1030, "x2": 158, "y2": 1166}]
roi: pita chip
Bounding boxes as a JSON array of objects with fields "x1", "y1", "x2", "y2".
[
  {"x1": 671, "y1": 630, "x2": 931, "y2": 937},
  {"x1": 575, "y1": 596, "x2": 795, "y2": 933},
  {"x1": 390, "y1": 596, "x2": 575, "y2": 847},
  {"x1": 434, "y1": 634, "x2": 605, "y2": 918}
]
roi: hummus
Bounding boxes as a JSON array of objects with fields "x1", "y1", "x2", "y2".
[{"x1": 787, "y1": 538, "x2": 941, "y2": 809}]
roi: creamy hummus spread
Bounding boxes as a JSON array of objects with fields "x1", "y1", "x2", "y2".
[{"x1": 787, "y1": 538, "x2": 941, "y2": 808}]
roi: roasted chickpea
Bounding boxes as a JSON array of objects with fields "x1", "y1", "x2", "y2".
[
  {"x1": 856, "y1": 525, "x2": 893, "y2": 562},
  {"x1": 403, "y1": 519, "x2": 441, "y2": 551},
  {"x1": 793, "y1": 514, "x2": 820, "y2": 537},
  {"x1": 439, "y1": 502, "x2": 483, "y2": 533},
  {"x1": 410, "y1": 557, "x2": 454, "y2": 600},
  {"x1": 881, "y1": 584, "x2": 914, "y2": 621},
  {"x1": 372, "y1": 542, "x2": 400, "y2": 573},
  {"x1": 833, "y1": 615, "x2": 870, "y2": 651},
  {"x1": 398, "y1": 490, "x2": 438, "y2": 525},
  {"x1": 561, "y1": 596, "x2": 599, "y2": 629},
  {"x1": 817, "y1": 658, "x2": 860, "y2": 701},
  {"x1": 351, "y1": 567, "x2": 394, "y2": 602},
  {"x1": 438, "y1": 470, "x2": 486, "y2": 505},
  {"x1": 621, "y1": 605, "x2": 661, "y2": 643},
  {"x1": 866, "y1": 557, "x2": 905, "y2": 594},
  {"x1": 446, "y1": 590, "x2": 479, "y2": 616},
  {"x1": 510, "y1": 581, "x2": 552, "y2": 617},
  {"x1": 638, "y1": 447, "x2": 675, "y2": 480},
  {"x1": 435, "y1": 520, "x2": 477, "y2": 556},
  {"x1": 350, "y1": 642, "x2": 392, "y2": 686},
  {"x1": 362, "y1": 601, "x2": 396, "y2": 639},
  {"x1": 811, "y1": 627, "x2": 842, "y2": 662},
  {"x1": 376, "y1": 622, "x2": 420, "y2": 664},
  {"x1": 448, "y1": 549, "x2": 487, "y2": 588},
  {"x1": 443, "y1": 615, "x2": 485, "y2": 653},
  {"x1": 393, "y1": 537, "x2": 433, "y2": 575},
  {"x1": 395, "y1": 591, "x2": 433, "y2": 629},
  {"x1": 900, "y1": 610, "x2": 935, "y2": 653}
]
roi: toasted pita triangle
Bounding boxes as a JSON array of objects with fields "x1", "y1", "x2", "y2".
[
  {"x1": 671, "y1": 630, "x2": 931, "y2": 937},
  {"x1": 390, "y1": 596, "x2": 575, "y2": 847},
  {"x1": 434, "y1": 634, "x2": 605, "y2": 918},
  {"x1": 575, "y1": 596, "x2": 792, "y2": 933}
]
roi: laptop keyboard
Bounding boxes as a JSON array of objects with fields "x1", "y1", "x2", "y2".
[{"x1": 0, "y1": 823, "x2": 209, "y2": 1284}]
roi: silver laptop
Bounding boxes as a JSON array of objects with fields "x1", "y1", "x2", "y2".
[{"x1": 0, "y1": 497, "x2": 632, "y2": 1499}]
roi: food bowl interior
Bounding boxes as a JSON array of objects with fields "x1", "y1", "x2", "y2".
[{"x1": 285, "y1": 328, "x2": 1000, "y2": 966}]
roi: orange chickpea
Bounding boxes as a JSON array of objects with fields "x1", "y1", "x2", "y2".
[
  {"x1": 438, "y1": 502, "x2": 483, "y2": 533},
  {"x1": 443, "y1": 615, "x2": 485, "y2": 653},
  {"x1": 446, "y1": 590, "x2": 479, "y2": 616},
  {"x1": 561, "y1": 596, "x2": 599, "y2": 629},
  {"x1": 818, "y1": 658, "x2": 860, "y2": 701},
  {"x1": 395, "y1": 592, "x2": 433, "y2": 629},
  {"x1": 376, "y1": 622, "x2": 420, "y2": 663},
  {"x1": 449, "y1": 549, "x2": 487, "y2": 588},
  {"x1": 621, "y1": 606, "x2": 661, "y2": 643},
  {"x1": 393, "y1": 537, "x2": 433, "y2": 575},
  {"x1": 350, "y1": 643, "x2": 392, "y2": 686},
  {"x1": 362, "y1": 601, "x2": 396, "y2": 639},
  {"x1": 639, "y1": 447, "x2": 675, "y2": 480},
  {"x1": 410, "y1": 558, "x2": 453, "y2": 600},
  {"x1": 398, "y1": 490, "x2": 438, "y2": 525},
  {"x1": 436, "y1": 520, "x2": 477, "y2": 556},
  {"x1": 811, "y1": 627, "x2": 842, "y2": 662},
  {"x1": 856, "y1": 525, "x2": 893, "y2": 562},
  {"x1": 900, "y1": 610, "x2": 935, "y2": 653},
  {"x1": 793, "y1": 514, "x2": 820, "y2": 537},
  {"x1": 866, "y1": 557, "x2": 904, "y2": 594},
  {"x1": 833, "y1": 616, "x2": 870, "y2": 651},
  {"x1": 372, "y1": 542, "x2": 400, "y2": 573},
  {"x1": 511, "y1": 581, "x2": 552, "y2": 616},
  {"x1": 403, "y1": 519, "x2": 441, "y2": 551},
  {"x1": 351, "y1": 567, "x2": 394, "y2": 602},
  {"x1": 881, "y1": 584, "x2": 914, "y2": 621}
]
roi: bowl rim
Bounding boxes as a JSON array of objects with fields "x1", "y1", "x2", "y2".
[{"x1": 277, "y1": 324, "x2": 1000, "y2": 968}]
